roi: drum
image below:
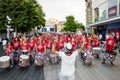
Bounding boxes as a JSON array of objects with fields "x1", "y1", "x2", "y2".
[
  {"x1": 49, "y1": 54, "x2": 58, "y2": 64},
  {"x1": 35, "y1": 53, "x2": 44, "y2": 66},
  {"x1": 0, "y1": 56, "x2": 10, "y2": 68},
  {"x1": 93, "y1": 47, "x2": 101, "y2": 54},
  {"x1": 22, "y1": 50, "x2": 28, "y2": 55},
  {"x1": 19, "y1": 55, "x2": 29, "y2": 66}
]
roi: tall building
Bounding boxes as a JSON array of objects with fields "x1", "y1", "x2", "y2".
[{"x1": 86, "y1": 0, "x2": 120, "y2": 40}]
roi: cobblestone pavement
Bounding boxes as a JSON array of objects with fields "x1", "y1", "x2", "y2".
[
  {"x1": 0, "y1": 49, "x2": 120, "y2": 80},
  {"x1": 0, "y1": 64, "x2": 45, "y2": 80},
  {"x1": 0, "y1": 50, "x2": 45, "y2": 80},
  {"x1": 44, "y1": 50, "x2": 120, "y2": 80}
]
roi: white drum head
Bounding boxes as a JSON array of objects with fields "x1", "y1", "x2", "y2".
[
  {"x1": 0, "y1": 56, "x2": 10, "y2": 62},
  {"x1": 20, "y1": 55, "x2": 29, "y2": 59},
  {"x1": 22, "y1": 50, "x2": 28, "y2": 52},
  {"x1": 93, "y1": 47, "x2": 101, "y2": 50}
]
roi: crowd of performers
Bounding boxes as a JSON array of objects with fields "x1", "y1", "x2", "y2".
[{"x1": 2, "y1": 32, "x2": 119, "y2": 68}]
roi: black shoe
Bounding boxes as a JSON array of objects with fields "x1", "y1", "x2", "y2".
[
  {"x1": 102, "y1": 61, "x2": 105, "y2": 64},
  {"x1": 110, "y1": 62, "x2": 114, "y2": 65}
]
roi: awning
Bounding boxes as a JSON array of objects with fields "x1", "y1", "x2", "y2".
[{"x1": 86, "y1": 16, "x2": 120, "y2": 27}]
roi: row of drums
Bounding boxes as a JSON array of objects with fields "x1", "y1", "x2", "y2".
[
  {"x1": 0, "y1": 47, "x2": 107, "y2": 68},
  {"x1": 0, "y1": 49, "x2": 59, "y2": 69}
]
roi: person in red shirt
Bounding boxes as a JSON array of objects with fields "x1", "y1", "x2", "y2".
[
  {"x1": 6, "y1": 42, "x2": 14, "y2": 67},
  {"x1": 35, "y1": 39, "x2": 46, "y2": 65},
  {"x1": 21, "y1": 38, "x2": 30, "y2": 56},
  {"x1": 70, "y1": 38, "x2": 77, "y2": 51},
  {"x1": 13, "y1": 37, "x2": 20, "y2": 50},
  {"x1": 92, "y1": 36, "x2": 100, "y2": 47},
  {"x1": 13, "y1": 37, "x2": 21, "y2": 63},
  {"x1": 6, "y1": 42, "x2": 14, "y2": 56},
  {"x1": 29, "y1": 37, "x2": 36, "y2": 63},
  {"x1": 106, "y1": 33, "x2": 116, "y2": 51},
  {"x1": 58, "y1": 38, "x2": 64, "y2": 51},
  {"x1": 85, "y1": 40, "x2": 93, "y2": 52},
  {"x1": 29, "y1": 37, "x2": 35, "y2": 50},
  {"x1": 84, "y1": 39, "x2": 93, "y2": 59},
  {"x1": 35, "y1": 39, "x2": 46, "y2": 54},
  {"x1": 102, "y1": 33, "x2": 117, "y2": 65}
]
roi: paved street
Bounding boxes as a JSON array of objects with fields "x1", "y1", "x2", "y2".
[
  {"x1": 44, "y1": 50, "x2": 120, "y2": 80},
  {"x1": 0, "y1": 64, "x2": 44, "y2": 80},
  {"x1": 0, "y1": 49, "x2": 120, "y2": 80},
  {"x1": 0, "y1": 50, "x2": 44, "y2": 80}
]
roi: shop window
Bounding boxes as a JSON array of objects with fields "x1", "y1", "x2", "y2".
[{"x1": 94, "y1": 8, "x2": 99, "y2": 22}]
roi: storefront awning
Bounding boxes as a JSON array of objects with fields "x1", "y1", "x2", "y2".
[{"x1": 86, "y1": 16, "x2": 120, "y2": 27}]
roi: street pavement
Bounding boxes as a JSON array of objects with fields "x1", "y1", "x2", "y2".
[
  {"x1": 44, "y1": 49, "x2": 120, "y2": 80},
  {"x1": 0, "y1": 49, "x2": 45, "y2": 80},
  {"x1": 0, "y1": 48, "x2": 120, "y2": 80}
]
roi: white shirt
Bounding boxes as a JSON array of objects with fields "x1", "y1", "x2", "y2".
[
  {"x1": 59, "y1": 51, "x2": 78, "y2": 77},
  {"x1": 2, "y1": 40, "x2": 7, "y2": 46},
  {"x1": 99, "y1": 34, "x2": 102, "y2": 40}
]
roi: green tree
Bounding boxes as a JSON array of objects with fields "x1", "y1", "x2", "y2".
[
  {"x1": 62, "y1": 15, "x2": 85, "y2": 32},
  {"x1": 0, "y1": 0, "x2": 45, "y2": 33}
]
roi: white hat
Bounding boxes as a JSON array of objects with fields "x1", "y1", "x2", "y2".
[{"x1": 65, "y1": 42, "x2": 72, "y2": 51}]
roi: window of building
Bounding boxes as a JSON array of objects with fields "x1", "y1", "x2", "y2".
[
  {"x1": 119, "y1": 0, "x2": 120, "y2": 14},
  {"x1": 99, "y1": 2, "x2": 107, "y2": 21},
  {"x1": 94, "y1": 8, "x2": 99, "y2": 22},
  {"x1": 108, "y1": 0, "x2": 117, "y2": 18}
]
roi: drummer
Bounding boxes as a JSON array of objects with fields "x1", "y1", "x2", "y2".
[
  {"x1": 84, "y1": 39, "x2": 93, "y2": 57},
  {"x1": 13, "y1": 37, "x2": 21, "y2": 57},
  {"x1": 28, "y1": 36, "x2": 36, "y2": 63},
  {"x1": 5, "y1": 42, "x2": 14, "y2": 67},
  {"x1": 21, "y1": 38, "x2": 30, "y2": 56},
  {"x1": 35, "y1": 38, "x2": 46, "y2": 60},
  {"x1": 92, "y1": 36, "x2": 100, "y2": 47}
]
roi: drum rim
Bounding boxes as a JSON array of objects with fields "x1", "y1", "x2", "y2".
[
  {"x1": 0, "y1": 56, "x2": 10, "y2": 61},
  {"x1": 20, "y1": 55, "x2": 29, "y2": 59}
]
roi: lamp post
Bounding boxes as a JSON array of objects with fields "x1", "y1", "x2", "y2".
[{"x1": 6, "y1": 16, "x2": 12, "y2": 40}]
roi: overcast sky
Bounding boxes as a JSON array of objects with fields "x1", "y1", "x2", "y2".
[{"x1": 37, "y1": 0, "x2": 86, "y2": 25}]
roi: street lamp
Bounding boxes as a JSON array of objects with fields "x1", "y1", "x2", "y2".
[{"x1": 6, "y1": 15, "x2": 12, "y2": 40}]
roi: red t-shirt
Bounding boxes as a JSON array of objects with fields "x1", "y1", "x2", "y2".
[
  {"x1": 46, "y1": 42, "x2": 53, "y2": 49},
  {"x1": 71, "y1": 41, "x2": 77, "y2": 51},
  {"x1": 92, "y1": 38, "x2": 100, "y2": 47},
  {"x1": 34, "y1": 37, "x2": 38, "y2": 43},
  {"x1": 85, "y1": 36, "x2": 89, "y2": 44},
  {"x1": 29, "y1": 41, "x2": 35, "y2": 49},
  {"x1": 14, "y1": 41, "x2": 20, "y2": 49},
  {"x1": 58, "y1": 41, "x2": 64, "y2": 50},
  {"x1": 54, "y1": 42, "x2": 59, "y2": 51},
  {"x1": 85, "y1": 43, "x2": 92, "y2": 51},
  {"x1": 67, "y1": 37, "x2": 71, "y2": 42},
  {"x1": 36, "y1": 43, "x2": 45, "y2": 53},
  {"x1": 21, "y1": 43, "x2": 29, "y2": 50},
  {"x1": 63, "y1": 36, "x2": 68, "y2": 43},
  {"x1": 106, "y1": 38, "x2": 116, "y2": 51},
  {"x1": 6, "y1": 46, "x2": 14, "y2": 56}
]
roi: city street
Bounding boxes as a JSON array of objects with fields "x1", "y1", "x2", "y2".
[
  {"x1": 0, "y1": 49, "x2": 120, "y2": 80},
  {"x1": 0, "y1": 50, "x2": 45, "y2": 80},
  {"x1": 44, "y1": 50, "x2": 120, "y2": 80}
]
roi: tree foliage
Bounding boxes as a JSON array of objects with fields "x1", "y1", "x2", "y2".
[
  {"x1": 62, "y1": 15, "x2": 85, "y2": 32},
  {"x1": 0, "y1": 0, "x2": 45, "y2": 32}
]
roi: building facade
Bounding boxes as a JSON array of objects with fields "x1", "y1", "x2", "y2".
[{"x1": 86, "y1": 0, "x2": 120, "y2": 41}]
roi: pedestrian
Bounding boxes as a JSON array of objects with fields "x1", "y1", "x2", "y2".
[
  {"x1": 52, "y1": 35, "x2": 85, "y2": 80},
  {"x1": 2, "y1": 38, "x2": 8, "y2": 51},
  {"x1": 0, "y1": 35, "x2": 2, "y2": 50}
]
